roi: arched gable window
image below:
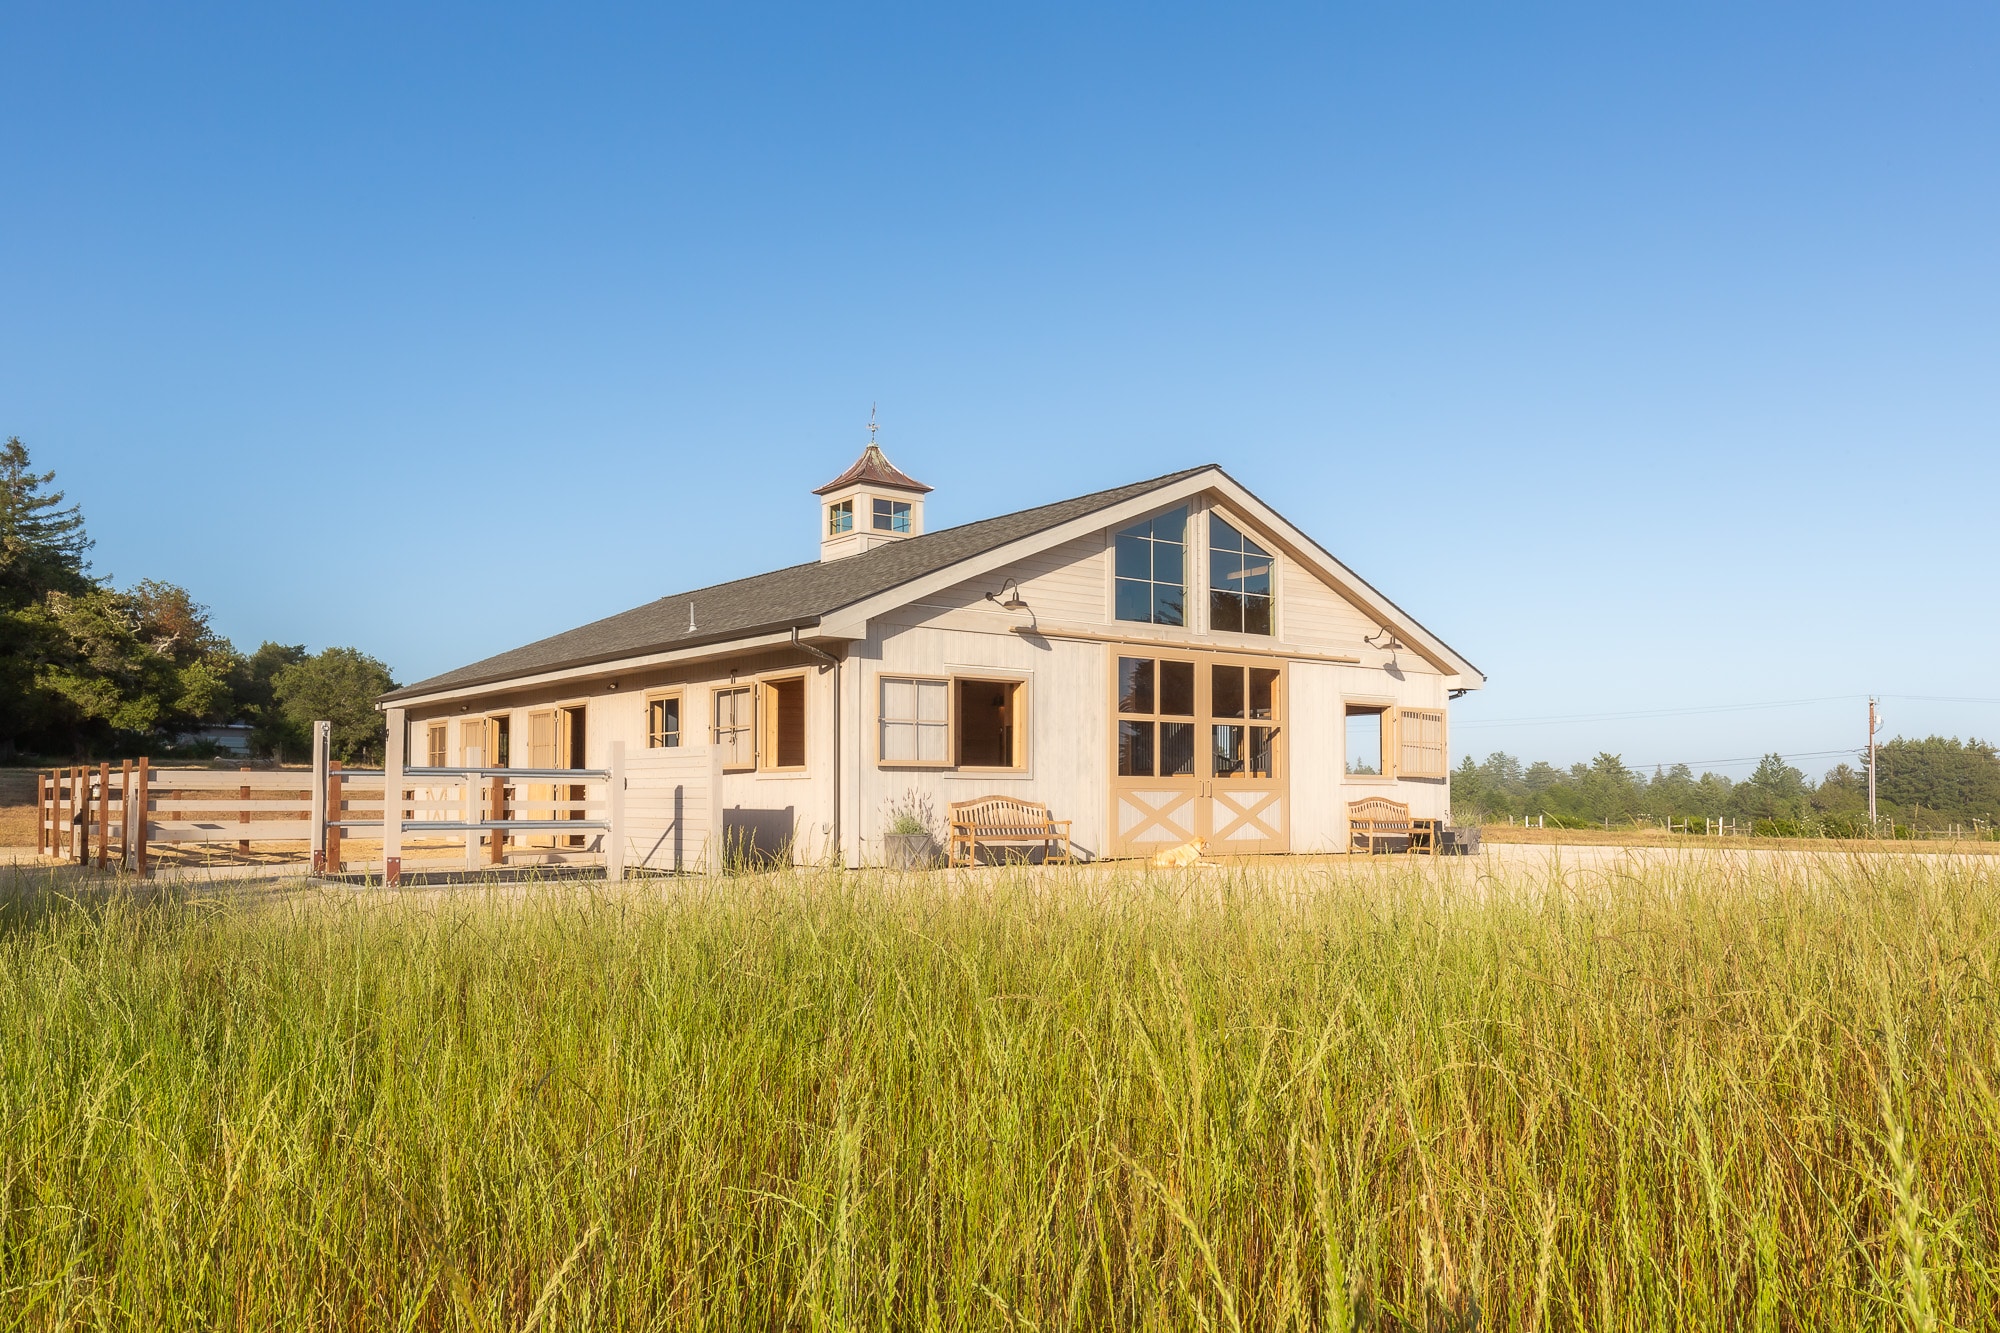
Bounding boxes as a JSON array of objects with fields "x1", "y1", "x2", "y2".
[
  {"x1": 1208, "y1": 513, "x2": 1273, "y2": 635},
  {"x1": 1114, "y1": 506, "x2": 1188, "y2": 626}
]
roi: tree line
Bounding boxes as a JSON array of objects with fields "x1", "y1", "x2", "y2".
[
  {"x1": 1452, "y1": 738, "x2": 2000, "y2": 835},
  {"x1": 1, "y1": 437, "x2": 394, "y2": 763}
]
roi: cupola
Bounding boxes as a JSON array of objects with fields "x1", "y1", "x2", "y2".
[{"x1": 814, "y1": 428, "x2": 931, "y2": 562}]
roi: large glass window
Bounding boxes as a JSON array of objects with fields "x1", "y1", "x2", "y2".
[
  {"x1": 1345, "y1": 706, "x2": 1385, "y2": 776},
  {"x1": 1211, "y1": 664, "x2": 1279, "y2": 779},
  {"x1": 873, "y1": 498, "x2": 911, "y2": 533},
  {"x1": 1118, "y1": 655, "x2": 1197, "y2": 777},
  {"x1": 1114, "y1": 507, "x2": 1188, "y2": 626},
  {"x1": 1208, "y1": 514, "x2": 1274, "y2": 635}
]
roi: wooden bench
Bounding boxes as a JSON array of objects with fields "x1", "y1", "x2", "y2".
[
  {"x1": 948, "y1": 797, "x2": 1073, "y2": 868},
  {"x1": 1347, "y1": 797, "x2": 1438, "y2": 855}
]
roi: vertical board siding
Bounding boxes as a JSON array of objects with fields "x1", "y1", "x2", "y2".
[
  {"x1": 858, "y1": 622, "x2": 1109, "y2": 861},
  {"x1": 624, "y1": 748, "x2": 711, "y2": 873},
  {"x1": 1286, "y1": 661, "x2": 1346, "y2": 852}
]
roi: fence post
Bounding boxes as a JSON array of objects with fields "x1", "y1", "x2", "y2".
[
  {"x1": 133, "y1": 758, "x2": 150, "y2": 877},
  {"x1": 36, "y1": 772, "x2": 47, "y2": 856},
  {"x1": 463, "y1": 765, "x2": 480, "y2": 872},
  {"x1": 80, "y1": 766, "x2": 93, "y2": 866},
  {"x1": 310, "y1": 721, "x2": 330, "y2": 874},
  {"x1": 117, "y1": 759, "x2": 131, "y2": 870},
  {"x1": 383, "y1": 707, "x2": 405, "y2": 887},
  {"x1": 489, "y1": 775, "x2": 506, "y2": 866},
  {"x1": 607, "y1": 741, "x2": 626, "y2": 882},
  {"x1": 239, "y1": 765, "x2": 252, "y2": 855},
  {"x1": 97, "y1": 762, "x2": 111, "y2": 870},
  {"x1": 327, "y1": 761, "x2": 343, "y2": 872}
]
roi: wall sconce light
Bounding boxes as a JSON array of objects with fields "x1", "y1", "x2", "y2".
[{"x1": 984, "y1": 578, "x2": 1029, "y2": 613}]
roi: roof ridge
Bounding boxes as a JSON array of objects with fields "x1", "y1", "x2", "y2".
[{"x1": 383, "y1": 463, "x2": 1219, "y2": 700}]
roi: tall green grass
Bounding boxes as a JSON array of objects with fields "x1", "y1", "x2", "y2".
[{"x1": 2, "y1": 854, "x2": 1996, "y2": 1329}]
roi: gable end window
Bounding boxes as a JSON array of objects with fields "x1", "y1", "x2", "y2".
[
  {"x1": 1208, "y1": 513, "x2": 1274, "y2": 635},
  {"x1": 873, "y1": 498, "x2": 911, "y2": 532},
  {"x1": 1114, "y1": 506, "x2": 1187, "y2": 626}
]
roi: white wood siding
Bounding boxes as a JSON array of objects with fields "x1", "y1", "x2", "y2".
[
  {"x1": 624, "y1": 748, "x2": 712, "y2": 872},
  {"x1": 851, "y1": 621, "x2": 1110, "y2": 862}
]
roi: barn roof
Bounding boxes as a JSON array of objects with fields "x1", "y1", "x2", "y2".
[{"x1": 383, "y1": 466, "x2": 1211, "y2": 702}]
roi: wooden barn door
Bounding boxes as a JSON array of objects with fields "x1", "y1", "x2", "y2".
[
  {"x1": 1109, "y1": 652, "x2": 1288, "y2": 858},
  {"x1": 1201, "y1": 659, "x2": 1286, "y2": 854},
  {"x1": 526, "y1": 709, "x2": 558, "y2": 848},
  {"x1": 1111, "y1": 654, "x2": 1202, "y2": 857}
]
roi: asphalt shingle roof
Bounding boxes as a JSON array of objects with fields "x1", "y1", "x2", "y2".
[{"x1": 385, "y1": 466, "x2": 1213, "y2": 701}]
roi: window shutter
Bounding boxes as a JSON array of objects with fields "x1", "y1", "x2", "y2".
[{"x1": 1396, "y1": 708, "x2": 1447, "y2": 778}]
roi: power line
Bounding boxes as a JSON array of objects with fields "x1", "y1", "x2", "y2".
[
  {"x1": 1457, "y1": 692, "x2": 2000, "y2": 730},
  {"x1": 1620, "y1": 747, "x2": 1859, "y2": 772},
  {"x1": 1456, "y1": 695, "x2": 1857, "y2": 729}
]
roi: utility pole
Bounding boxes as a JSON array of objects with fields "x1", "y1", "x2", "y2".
[{"x1": 1867, "y1": 697, "x2": 1881, "y2": 824}]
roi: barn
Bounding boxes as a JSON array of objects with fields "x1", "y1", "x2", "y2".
[{"x1": 378, "y1": 443, "x2": 1482, "y2": 867}]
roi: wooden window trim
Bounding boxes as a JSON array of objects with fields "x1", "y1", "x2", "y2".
[
  {"x1": 1342, "y1": 700, "x2": 1397, "y2": 782},
  {"x1": 876, "y1": 672, "x2": 954, "y2": 769},
  {"x1": 713, "y1": 685, "x2": 757, "y2": 773},
  {"x1": 645, "y1": 690, "x2": 683, "y2": 749},
  {"x1": 953, "y1": 675, "x2": 1031, "y2": 773},
  {"x1": 759, "y1": 673, "x2": 810, "y2": 773}
]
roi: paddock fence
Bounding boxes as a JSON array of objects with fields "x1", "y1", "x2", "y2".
[{"x1": 36, "y1": 715, "x2": 715, "y2": 882}]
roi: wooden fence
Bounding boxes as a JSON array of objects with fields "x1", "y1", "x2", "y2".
[{"x1": 33, "y1": 719, "x2": 675, "y2": 882}]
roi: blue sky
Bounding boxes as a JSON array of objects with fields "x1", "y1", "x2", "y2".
[{"x1": 5, "y1": 4, "x2": 1996, "y2": 774}]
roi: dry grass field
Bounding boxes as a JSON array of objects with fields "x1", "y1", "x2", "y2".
[
  {"x1": 0, "y1": 803, "x2": 39, "y2": 850},
  {"x1": 1, "y1": 853, "x2": 1995, "y2": 1329},
  {"x1": 1480, "y1": 822, "x2": 2000, "y2": 856}
]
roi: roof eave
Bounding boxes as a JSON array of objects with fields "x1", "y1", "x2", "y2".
[{"x1": 378, "y1": 615, "x2": 826, "y2": 706}]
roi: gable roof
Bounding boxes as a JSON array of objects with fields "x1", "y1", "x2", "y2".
[
  {"x1": 812, "y1": 443, "x2": 933, "y2": 495},
  {"x1": 383, "y1": 466, "x2": 1210, "y2": 702}
]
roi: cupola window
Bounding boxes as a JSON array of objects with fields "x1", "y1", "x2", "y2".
[
  {"x1": 827, "y1": 499, "x2": 854, "y2": 535},
  {"x1": 873, "y1": 498, "x2": 912, "y2": 533}
]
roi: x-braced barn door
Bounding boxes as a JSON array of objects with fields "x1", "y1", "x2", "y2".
[{"x1": 1110, "y1": 652, "x2": 1286, "y2": 858}]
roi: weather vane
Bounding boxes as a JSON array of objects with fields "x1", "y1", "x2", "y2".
[{"x1": 868, "y1": 403, "x2": 878, "y2": 445}]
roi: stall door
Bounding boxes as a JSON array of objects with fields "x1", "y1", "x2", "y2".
[
  {"x1": 1109, "y1": 652, "x2": 1288, "y2": 858},
  {"x1": 1202, "y1": 661, "x2": 1286, "y2": 853}
]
